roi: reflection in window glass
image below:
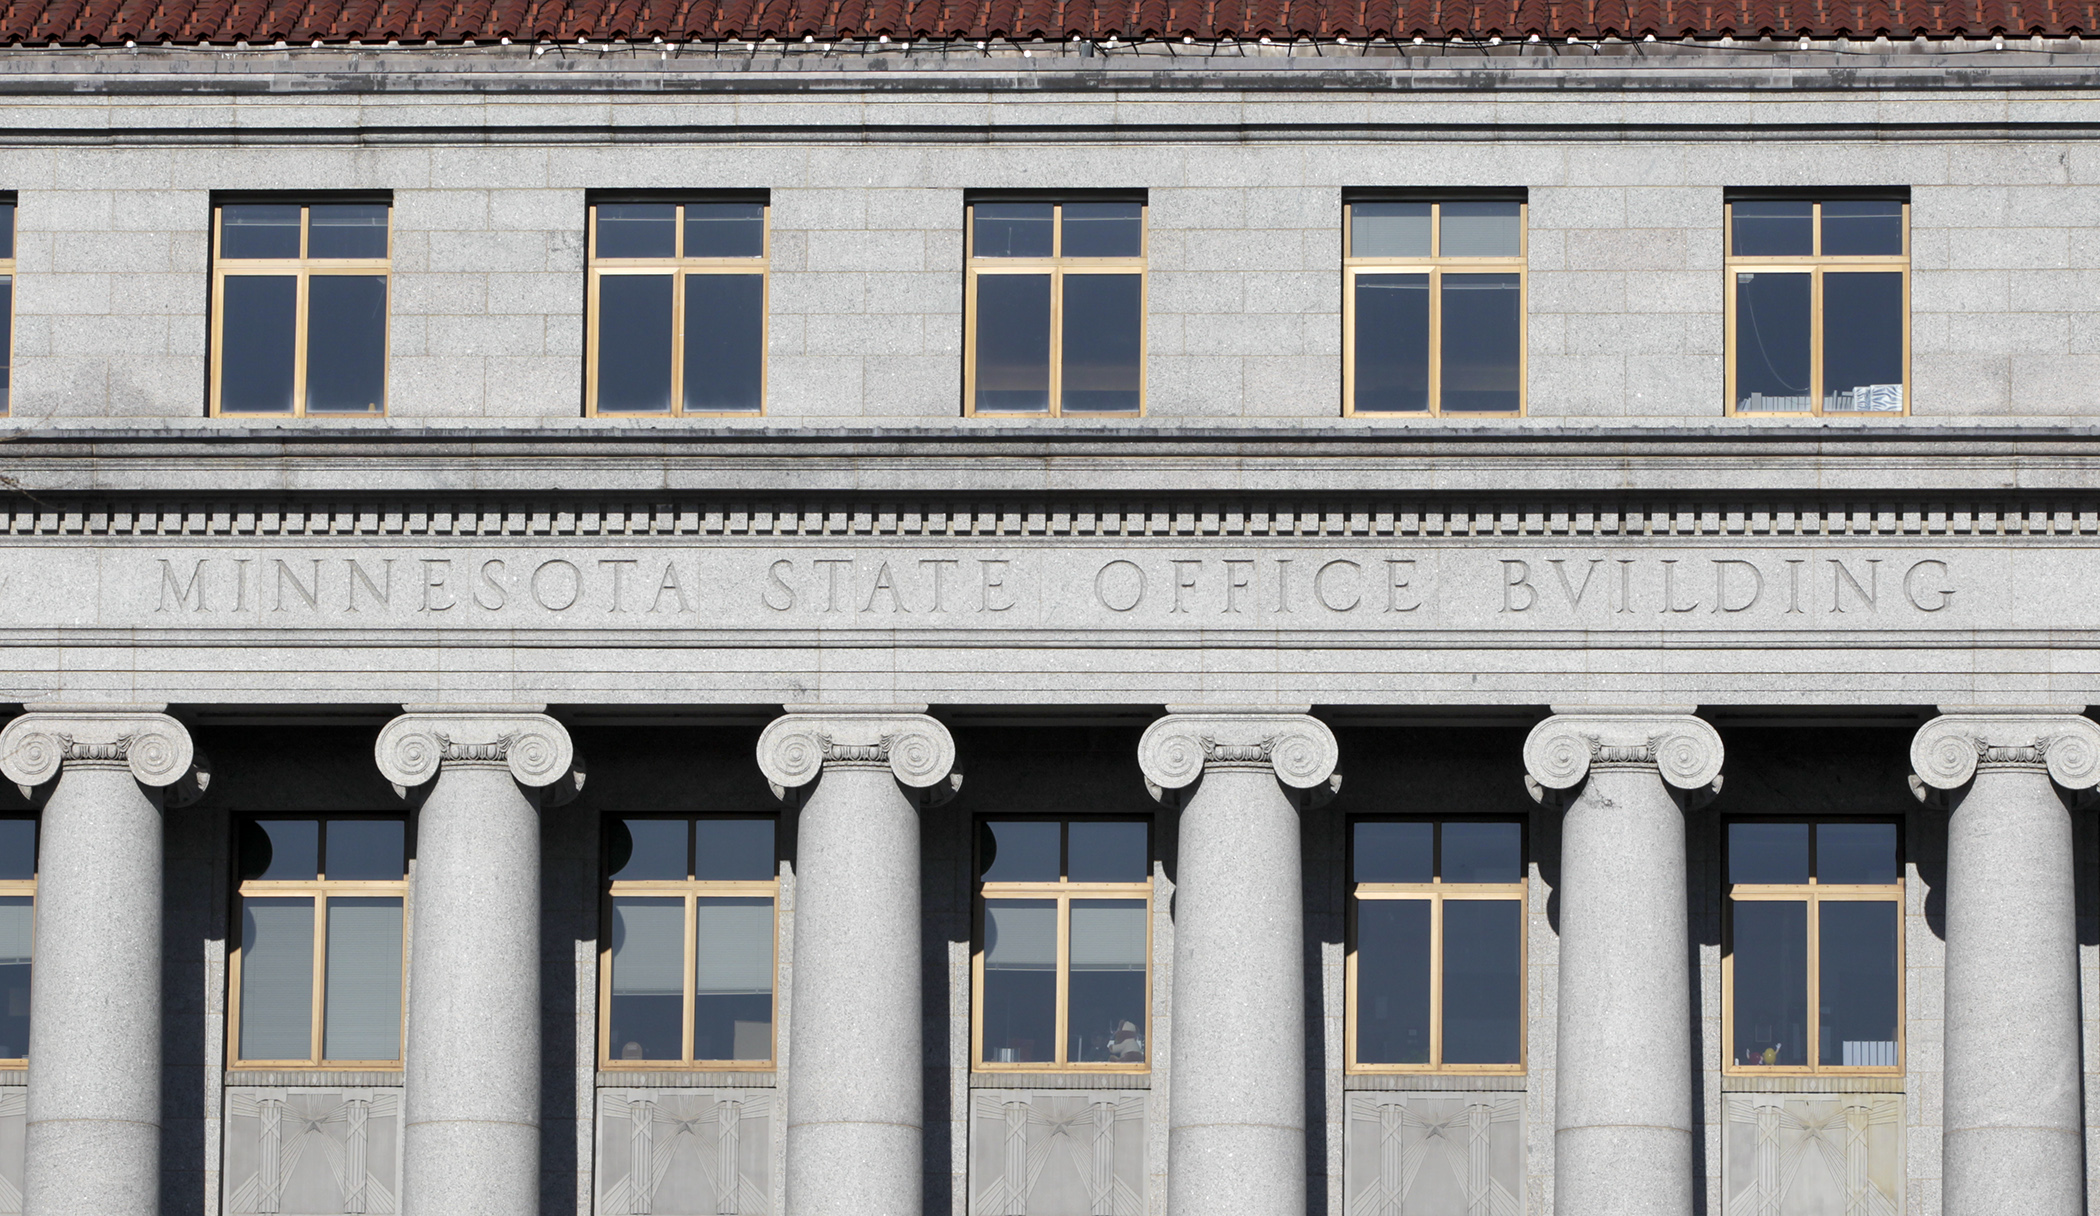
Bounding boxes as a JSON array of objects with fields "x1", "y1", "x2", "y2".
[
  {"x1": 1442, "y1": 900, "x2": 1522, "y2": 1064},
  {"x1": 981, "y1": 820, "x2": 1061, "y2": 883},
  {"x1": 305, "y1": 275, "x2": 387, "y2": 414},
  {"x1": 1732, "y1": 900, "x2": 1807, "y2": 1067},
  {"x1": 684, "y1": 274, "x2": 764, "y2": 413},
  {"x1": 1822, "y1": 272, "x2": 1904, "y2": 412},
  {"x1": 1352, "y1": 274, "x2": 1430, "y2": 413},
  {"x1": 219, "y1": 276, "x2": 299, "y2": 415},
  {"x1": 1820, "y1": 200, "x2": 1904, "y2": 256},
  {"x1": 982, "y1": 899, "x2": 1057, "y2": 1064},
  {"x1": 590, "y1": 200, "x2": 769, "y2": 416},
  {"x1": 1440, "y1": 201, "x2": 1522, "y2": 257},
  {"x1": 684, "y1": 203, "x2": 766, "y2": 259},
  {"x1": 307, "y1": 204, "x2": 389, "y2": 259},
  {"x1": 1351, "y1": 202, "x2": 1431, "y2": 258},
  {"x1": 973, "y1": 274, "x2": 1052, "y2": 413},
  {"x1": 0, "y1": 897, "x2": 28, "y2": 1060},
  {"x1": 1347, "y1": 199, "x2": 1524, "y2": 416},
  {"x1": 1060, "y1": 274, "x2": 1142, "y2": 413},
  {"x1": 1068, "y1": 899, "x2": 1147, "y2": 1063},
  {"x1": 1731, "y1": 200, "x2": 1814, "y2": 257},
  {"x1": 608, "y1": 897, "x2": 685, "y2": 1061},
  {"x1": 694, "y1": 897, "x2": 775, "y2": 1061},
  {"x1": 596, "y1": 204, "x2": 678, "y2": 259},
  {"x1": 968, "y1": 201, "x2": 1144, "y2": 415},
  {"x1": 1440, "y1": 274, "x2": 1521, "y2": 413},
  {"x1": 243, "y1": 819, "x2": 319, "y2": 882},
  {"x1": 612, "y1": 819, "x2": 688, "y2": 882},
  {"x1": 973, "y1": 203, "x2": 1054, "y2": 258},
  {"x1": 240, "y1": 897, "x2": 316, "y2": 1060},
  {"x1": 324, "y1": 897, "x2": 403, "y2": 1061},
  {"x1": 1819, "y1": 900, "x2": 1899, "y2": 1066},
  {"x1": 596, "y1": 275, "x2": 675, "y2": 414},
  {"x1": 220, "y1": 204, "x2": 302, "y2": 259},
  {"x1": 215, "y1": 202, "x2": 392, "y2": 417},
  {"x1": 1727, "y1": 196, "x2": 1906, "y2": 415},
  {"x1": 1733, "y1": 272, "x2": 1812, "y2": 413},
  {"x1": 1060, "y1": 203, "x2": 1143, "y2": 258},
  {"x1": 1355, "y1": 899, "x2": 1431, "y2": 1064}
]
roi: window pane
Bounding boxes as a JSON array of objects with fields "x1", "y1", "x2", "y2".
[
  {"x1": 0, "y1": 203, "x2": 16, "y2": 260},
  {"x1": 324, "y1": 820, "x2": 404, "y2": 881},
  {"x1": 974, "y1": 273, "x2": 1052, "y2": 413},
  {"x1": 1354, "y1": 898, "x2": 1431, "y2": 1064},
  {"x1": 694, "y1": 897, "x2": 773, "y2": 1062},
  {"x1": 0, "y1": 276, "x2": 12, "y2": 415},
  {"x1": 1729, "y1": 823, "x2": 1810, "y2": 885},
  {"x1": 304, "y1": 275, "x2": 387, "y2": 414},
  {"x1": 241, "y1": 819, "x2": 319, "y2": 882},
  {"x1": 1440, "y1": 200, "x2": 1522, "y2": 257},
  {"x1": 240, "y1": 897, "x2": 315, "y2": 1060},
  {"x1": 973, "y1": 203, "x2": 1053, "y2": 258},
  {"x1": 683, "y1": 273, "x2": 764, "y2": 413},
  {"x1": 1442, "y1": 822, "x2": 1522, "y2": 884},
  {"x1": 1819, "y1": 900, "x2": 1899, "y2": 1067},
  {"x1": 596, "y1": 203, "x2": 677, "y2": 259},
  {"x1": 609, "y1": 897, "x2": 685, "y2": 1061},
  {"x1": 1442, "y1": 899, "x2": 1522, "y2": 1064},
  {"x1": 306, "y1": 204, "x2": 388, "y2": 259},
  {"x1": 1354, "y1": 821, "x2": 1433, "y2": 884},
  {"x1": 610, "y1": 818, "x2": 687, "y2": 882},
  {"x1": 1068, "y1": 898, "x2": 1146, "y2": 1064},
  {"x1": 1350, "y1": 202, "x2": 1431, "y2": 259},
  {"x1": 694, "y1": 819, "x2": 774, "y2": 881},
  {"x1": 980, "y1": 820, "x2": 1060, "y2": 883},
  {"x1": 1822, "y1": 271, "x2": 1904, "y2": 413},
  {"x1": 982, "y1": 899, "x2": 1057, "y2": 1064},
  {"x1": 1439, "y1": 273, "x2": 1521, "y2": 413},
  {"x1": 684, "y1": 203, "x2": 765, "y2": 258},
  {"x1": 1060, "y1": 273, "x2": 1141, "y2": 413},
  {"x1": 0, "y1": 819, "x2": 34, "y2": 881},
  {"x1": 1816, "y1": 823, "x2": 1898, "y2": 886},
  {"x1": 1353, "y1": 273, "x2": 1429, "y2": 413},
  {"x1": 1061, "y1": 202, "x2": 1142, "y2": 258},
  {"x1": 0, "y1": 897, "x2": 28, "y2": 1059},
  {"x1": 219, "y1": 275, "x2": 297, "y2": 414},
  {"x1": 1732, "y1": 200, "x2": 1814, "y2": 257},
  {"x1": 597, "y1": 274, "x2": 675, "y2": 413},
  {"x1": 1734, "y1": 271, "x2": 1812, "y2": 412},
  {"x1": 220, "y1": 204, "x2": 301, "y2": 259},
  {"x1": 1821, "y1": 200, "x2": 1904, "y2": 257},
  {"x1": 1068, "y1": 820, "x2": 1147, "y2": 883},
  {"x1": 324, "y1": 897, "x2": 402, "y2": 1061},
  {"x1": 1731, "y1": 899, "x2": 1807, "y2": 1066}
]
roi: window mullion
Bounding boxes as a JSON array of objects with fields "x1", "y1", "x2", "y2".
[
  {"x1": 1805, "y1": 891, "x2": 1821, "y2": 1070},
  {"x1": 292, "y1": 270, "x2": 311, "y2": 419},
  {"x1": 1428, "y1": 894, "x2": 1444, "y2": 1069},
  {"x1": 1427, "y1": 267, "x2": 1443, "y2": 417},
  {"x1": 683, "y1": 891, "x2": 699, "y2": 1065},
  {"x1": 670, "y1": 267, "x2": 686, "y2": 418},
  {"x1": 310, "y1": 889, "x2": 327, "y2": 1065},
  {"x1": 1055, "y1": 892, "x2": 1072, "y2": 1066},
  {"x1": 1049, "y1": 267, "x2": 1065, "y2": 417}
]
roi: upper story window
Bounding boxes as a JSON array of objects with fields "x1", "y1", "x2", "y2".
[
  {"x1": 1345, "y1": 196, "x2": 1526, "y2": 416},
  {"x1": 975, "y1": 817, "x2": 1151, "y2": 1071},
  {"x1": 967, "y1": 198, "x2": 1145, "y2": 417},
  {"x1": 588, "y1": 198, "x2": 768, "y2": 416},
  {"x1": 1727, "y1": 194, "x2": 1909, "y2": 416},
  {"x1": 211, "y1": 200, "x2": 391, "y2": 417},
  {"x1": 601, "y1": 815, "x2": 778, "y2": 1069},
  {"x1": 231, "y1": 816, "x2": 407, "y2": 1068},
  {"x1": 1727, "y1": 819, "x2": 1902, "y2": 1072},
  {"x1": 1349, "y1": 818, "x2": 1525, "y2": 1073},
  {"x1": 0, "y1": 818, "x2": 33, "y2": 1064},
  {"x1": 0, "y1": 199, "x2": 16, "y2": 416}
]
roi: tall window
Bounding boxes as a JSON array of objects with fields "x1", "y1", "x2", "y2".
[
  {"x1": 230, "y1": 817, "x2": 407, "y2": 1067},
  {"x1": 966, "y1": 199, "x2": 1145, "y2": 416},
  {"x1": 1345, "y1": 197, "x2": 1526, "y2": 416},
  {"x1": 588, "y1": 199, "x2": 768, "y2": 416},
  {"x1": 975, "y1": 818, "x2": 1151, "y2": 1071},
  {"x1": 0, "y1": 818, "x2": 33, "y2": 1064},
  {"x1": 1726, "y1": 820, "x2": 1902, "y2": 1072},
  {"x1": 1727, "y1": 195, "x2": 1909, "y2": 415},
  {"x1": 211, "y1": 201, "x2": 391, "y2": 417},
  {"x1": 1349, "y1": 819, "x2": 1525, "y2": 1073},
  {"x1": 0, "y1": 199, "x2": 16, "y2": 415},
  {"x1": 601, "y1": 816, "x2": 777, "y2": 1069}
]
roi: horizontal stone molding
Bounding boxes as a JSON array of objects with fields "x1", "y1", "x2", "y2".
[
  {"x1": 374, "y1": 710, "x2": 576, "y2": 791},
  {"x1": 755, "y1": 709, "x2": 956, "y2": 790},
  {"x1": 1909, "y1": 712, "x2": 2100, "y2": 790},
  {"x1": 1137, "y1": 709, "x2": 1339, "y2": 791},
  {"x1": 0, "y1": 708, "x2": 194, "y2": 788},
  {"x1": 1523, "y1": 713, "x2": 1724, "y2": 792}
]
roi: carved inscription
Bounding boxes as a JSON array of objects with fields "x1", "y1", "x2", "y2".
[{"x1": 1494, "y1": 556, "x2": 1955, "y2": 615}]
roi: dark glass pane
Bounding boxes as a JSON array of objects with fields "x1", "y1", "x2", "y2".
[
  {"x1": 1354, "y1": 899, "x2": 1431, "y2": 1064},
  {"x1": 1354, "y1": 821, "x2": 1433, "y2": 884},
  {"x1": 612, "y1": 818, "x2": 688, "y2": 881},
  {"x1": 683, "y1": 202, "x2": 766, "y2": 258},
  {"x1": 306, "y1": 204, "x2": 388, "y2": 259},
  {"x1": 1731, "y1": 899, "x2": 1808, "y2": 1066},
  {"x1": 980, "y1": 820, "x2": 1060, "y2": 883},
  {"x1": 596, "y1": 203, "x2": 677, "y2": 259},
  {"x1": 683, "y1": 273, "x2": 764, "y2": 413},
  {"x1": 1440, "y1": 200, "x2": 1522, "y2": 257},
  {"x1": 1068, "y1": 820, "x2": 1147, "y2": 884},
  {"x1": 1442, "y1": 899, "x2": 1522, "y2": 1064},
  {"x1": 973, "y1": 202, "x2": 1053, "y2": 258},
  {"x1": 323, "y1": 896, "x2": 402, "y2": 1061},
  {"x1": 981, "y1": 899, "x2": 1056, "y2": 1064},
  {"x1": 1821, "y1": 199, "x2": 1904, "y2": 257},
  {"x1": 1730, "y1": 823, "x2": 1810, "y2": 885},
  {"x1": 240, "y1": 896, "x2": 315, "y2": 1060},
  {"x1": 324, "y1": 819, "x2": 404, "y2": 881},
  {"x1": 305, "y1": 275, "x2": 387, "y2": 414},
  {"x1": 694, "y1": 896, "x2": 774, "y2": 1061},
  {"x1": 1068, "y1": 898, "x2": 1147, "y2": 1063},
  {"x1": 1818, "y1": 900, "x2": 1900, "y2": 1066},
  {"x1": 1440, "y1": 273, "x2": 1521, "y2": 413},
  {"x1": 1060, "y1": 202, "x2": 1143, "y2": 258},
  {"x1": 0, "y1": 275, "x2": 11, "y2": 414},
  {"x1": 1442, "y1": 822, "x2": 1522, "y2": 884},
  {"x1": 1816, "y1": 823, "x2": 1898, "y2": 885},
  {"x1": 1734, "y1": 271, "x2": 1812, "y2": 412},
  {"x1": 220, "y1": 204, "x2": 301, "y2": 259},
  {"x1": 608, "y1": 897, "x2": 684, "y2": 1061},
  {"x1": 1353, "y1": 273, "x2": 1429, "y2": 413},
  {"x1": 973, "y1": 274, "x2": 1051, "y2": 413},
  {"x1": 693, "y1": 819, "x2": 774, "y2": 881},
  {"x1": 1732, "y1": 200, "x2": 1814, "y2": 257},
  {"x1": 0, "y1": 203, "x2": 16, "y2": 260},
  {"x1": 243, "y1": 819, "x2": 318, "y2": 881},
  {"x1": 219, "y1": 275, "x2": 297, "y2": 413},
  {"x1": 1822, "y1": 272, "x2": 1905, "y2": 413},
  {"x1": 0, "y1": 897, "x2": 29, "y2": 1059},
  {"x1": 1350, "y1": 202, "x2": 1431, "y2": 258},
  {"x1": 0, "y1": 819, "x2": 33, "y2": 881},
  {"x1": 596, "y1": 274, "x2": 674, "y2": 413},
  {"x1": 1060, "y1": 273, "x2": 1141, "y2": 413}
]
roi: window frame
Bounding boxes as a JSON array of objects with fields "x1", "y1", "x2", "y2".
[
  {"x1": 0, "y1": 815, "x2": 35, "y2": 1068},
  {"x1": 1724, "y1": 198, "x2": 1911, "y2": 418},
  {"x1": 1721, "y1": 815, "x2": 1906, "y2": 1077},
  {"x1": 1346, "y1": 815, "x2": 1529, "y2": 1076},
  {"x1": 1342, "y1": 197, "x2": 1529, "y2": 418},
  {"x1": 964, "y1": 199, "x2": 1149, "y2": 418},
  {"x1": 0, "y1": 198, "x2": 17, "y2": 417}
]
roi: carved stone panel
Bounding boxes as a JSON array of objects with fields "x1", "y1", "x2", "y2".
[
  {"x1": 966, "y1": 1091, "x2": 1145, "y2": 1216},
  {"x1": 1342, "y1": 1092, "x2": 1524, "y2": 1216},
  {"x1": 223, "y1": 1088, "x2": 402, "y2": 1215},
  {"x1": 595, "y1": 1088, "x2": 773, "y2": 1216},
  {"x1": 1722, "y1": 1093, "x2": 1902, "y2": 1216},
  {"x1": 0, "y1": 1087, "x2": 24, "y2": 1215}
]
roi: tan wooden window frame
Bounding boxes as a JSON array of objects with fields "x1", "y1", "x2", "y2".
[
  {"x1": 209, "y1": 204, "x2": 393, "y2": 419},
  {"x1": 964, "y1": 201, "x2": 1148, "y2": 418},
  {"x1": 1724, "y1": 200, "x2": 1911, "y2": 418},
  {"x1": 0, "y1": 201, "x2": 17, "y2": 417},
  {"x1": 585, "y1": 202, "x2": 770, "y2": 417},
  {"x1": 1342, "y1": 200, "x2": 1528, "y2": 418},
  {"x1": 0, "y1": 826, "x2": 32, "y2": 1068},
  {"x1": 598, "y1": 815, "x2": 780, "y2": 1072}
]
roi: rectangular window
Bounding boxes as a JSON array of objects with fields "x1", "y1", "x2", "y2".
[
  {"x1": 1727, "y1": 195, "x2": 1909, "y2": 416},
  {"x1": 1345, "y1": 197, "x2": 1526, "y2": 416},
  {"x1": 601, "y1": 815, "x2": 778, "y2": 1068},
  {"x1": 966, "y1": 199, "x2": 1146, "y2": 416},
  {"x1": 1348, "y1": 818, "x2": 1526, "y2": 1073},
  {"x1": 230, "y1": 817, "x2": 408, "y2": 1067},
  {"x1": 0, "y1": 199, "x2": 16, "y2": 416},
  {"x1": 0, "y1": 818, "x2": 33, "y2": 1065},
  {"x1": 974, "y1": 817, "x2": 1151, "y2": 1070},
  {"x1": 212, "y1": 201, "x2": 390, "y2": 417},
  {"x1": 1725, "y1": 819, "x2": 1903, "y2": 1072},
  {"x1": 588, "y1": 198, "x2": 768, "y2": 416}
]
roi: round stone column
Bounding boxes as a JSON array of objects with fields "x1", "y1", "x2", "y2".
[
  {"x1": 1137, "y1": 708, "x2": 1339, "y2": 1216},
  {"x1": 0, "y1": 707, "x2": 196, "y2": 1216},
  {"x1": 1524, "y1": 712, "x2": 1723, "y2": 1216},
  {"x1": 1911, "y1": 712, "x2": 2100, "y2": 1216},
  {"x1": 757, "y1": 707, "x2": 958, "y2": 1216},
  {"x1": 376, "y1": 709, "x2": 577, "y2": 1216}
]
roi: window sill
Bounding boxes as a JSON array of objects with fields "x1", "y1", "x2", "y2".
[
  {"x1": 224, "y1": 1069, "x2": 403, "y2": 1087},
  {"x1": 1344, "y1": 1073, "x2": 1526, "y2": 1092},
  {"x1": 596, "y1": 1069, "x2": 776, "y2": 1088},
  {"x1": 968, "y1": 1071, "x2": 1150, "y2": 1089},
  {"x1": 1721, "y1": 1073, "x2": 1904, "y2": 1093}
]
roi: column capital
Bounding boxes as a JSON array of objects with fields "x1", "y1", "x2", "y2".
[
  {"x1": 1523, "y1": 712, "x2": 1724, "y2": 794},
  {"x1": 0, "y1": 706, "x2": 194, "y2": 790},
  {"x1": 756, "y1": 707, "x2": 957, "y2": 791},
  {"x1": 375, "y1": 708, "x2": 577, "y2": 796},
  {"x1": 1136, "y1": 708, "x2": 1339, "y2": 794},
  {"x1": 1910, "y1": 711, "x2": 2100, "y2": 792}
]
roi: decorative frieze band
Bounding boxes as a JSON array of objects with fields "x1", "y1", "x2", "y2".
[
  {"x1": 755, "y1": 707, "x2": 959, "y2": 793},
  {"x1": 1909, "y1": 713, "x2": 2100, "y2": 791},
  {"x1": 1136, "y1": 709, "x2": 1340, "y2": 795},
  {"x1": 1522, "y1": 713, "x2": 1725, "y2": 794},
  {"x1": 374, "y1": 709, "x2": 579, "y2": 798},
  {"x1": 0, "y1": 707, "x2": 196, "y2": 790}
]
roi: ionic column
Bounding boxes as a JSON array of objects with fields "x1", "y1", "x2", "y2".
[
  {"x1": 1523, "y1": 712, "x2": 1723, "y2": 1216},
  {"x1": 375, "y1": 709, "x2": 578, "y2": 1216},
  {"x1": 1137, "y1": 708, "x2": 1339, "y2": 1216},
  {"x1": 1910, "y1": 712, "x2": 2100, "y2": 1216},
  {"x1": 757, "y1": 707, "x2": 958, "y2": 1216},
  {"x1": 0, "y1": 708, "x2": 197, "y2": 1216}
]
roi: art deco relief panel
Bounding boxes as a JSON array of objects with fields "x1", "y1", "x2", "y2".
[
  {"x1": 966, "y1": 1091, "x2": 1146, "y2": 1216},
  {"x1": 1342, "y1": 1092, "x2": 1524, "y2": 1216},
  {"x1": 0, "y1": 1085, "x2": 21, "y2": 1216},
  {"x1": 223, "y1": 1087, "x2": 402, "y2": 1216},
  {"x1": 595, "y1": 1089, "x2": 773, "y2": 1216},
  {"x1": 1721, "y1": 1092, "x2": 1902, "y2": 1216}
]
